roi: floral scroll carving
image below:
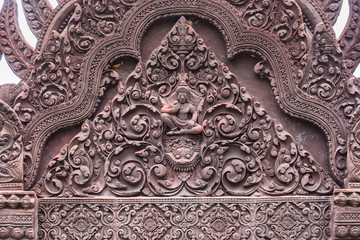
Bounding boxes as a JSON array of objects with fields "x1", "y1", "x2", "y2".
[
  {"x1": 0, "y1": 0, "x2": 345, "y2": 189},
  {"x1": 0, "y1": 0, "x2": 34, "y2": 80},
  {"x1": 339, "y1": 0, "x2": 360, "y2": 73},
  {"x1": 0, "y1": 100, "x2": 23, "y2": 190},
  {"x1": 35, "y1": 17, "x2": 335, "y2": 198},
  {"x1": 21, "y1": 0, "x2": 53, "y2": 38},
  {"x1": 38, "y1": 197, "x2": 332, "y2": 240},
  {"x1": 316, "y1": 0, "x2": 343, "y2": 25},
  {"x1": 347, "y1": 118, "x2": 360, "y2": 188},
  {"x1": 13, "y1": 0, "x2": 141, "y2": 124},
  {"x1": 0, "y1": 0, "x2": 358, "y2": 238},
  {"x1": 235, "y1": 0, "x2": 349, "y2": 184}
]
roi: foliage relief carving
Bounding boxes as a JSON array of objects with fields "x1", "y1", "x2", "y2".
[
  {"x1": 0, "y1": 0, "x2": 34, "y2": 80},
  {"x1": 0, "y1": 99, "x2": 23, "y2": 189},
  {"x1": 35, "y1": 17, "x2": 335, "y2": 197},
  {"x1": 0, "y1": 0, "x2": 347, "y2": 188},
  {"x1": 38, "y1": 198, "x2": 332, "y2": 240},
  {"x1": 21, "y1": 0, "x2": 53, "y2": 38}
]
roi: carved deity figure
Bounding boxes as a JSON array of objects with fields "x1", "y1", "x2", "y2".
[{"x1": 161, "y1": 81, "x2": 203, "y2": 135}]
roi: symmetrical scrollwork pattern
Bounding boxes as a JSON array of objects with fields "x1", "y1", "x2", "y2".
[
  {"x1": 35, "y1": 17, "x2": 335, "y2": 197},
  {"x1": 38, "y1": 197, "x2": 332, "y2": 240},
  {"x1": 0, "y1": 0, "x2": 356, "y2": 238},
  {"x1": 2, "y1": 0, "x2": 347, "y2": 189}
]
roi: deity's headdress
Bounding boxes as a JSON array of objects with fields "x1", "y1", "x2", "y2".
[{"x1": 176, "y1": 80, "x2": 190, "y2": 94}]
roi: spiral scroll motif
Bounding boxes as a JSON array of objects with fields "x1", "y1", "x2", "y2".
[{"x1": 36, "y1": 16, "x2": 336, "y2": 197}]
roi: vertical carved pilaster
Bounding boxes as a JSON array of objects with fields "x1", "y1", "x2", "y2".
[
  {"x1": 339, "y1": 117, "x2": 360, "y2": 238},
  {"x1": 0, "y1": 191, "x2": 37, "y2": 240},
  {"x1": 333, "y1": 189, "x2": 360, "y2": 239},
  {"x1": 347, "y1": 118, "x2": 360, "y2": 188},
  {"x1": 0, "y1": 100, "x2": 37, "y2": 239},
  {"x1": 0, "y1": 100, "x2": 23, "y2": 190}
]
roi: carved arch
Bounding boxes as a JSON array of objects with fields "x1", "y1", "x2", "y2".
[
  {"x1": 21, "y1": 0, "x2": 252, "y2": 188},
  {"x1": 233, "y1": 30, "x2": 347, "y2": 184},
  {"x1": 118, "y1": 0, "x2": 243, "y2": 59},
  {"x1": 35, "y1": 16, "x2": 336, "y2": 198},
  {"x1": 1, "y1": 0, "x2": 357, "y2": 238},
  {"x1": 22, "y1": 0, "x2": 347, "y2": 189}
]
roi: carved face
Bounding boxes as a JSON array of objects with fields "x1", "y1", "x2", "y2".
[{"x1": 177, "y1": 92, "x2": 189, "y2": 104}]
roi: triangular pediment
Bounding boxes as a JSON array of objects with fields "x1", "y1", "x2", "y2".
[{"x1": 35, "y1": 17, "x2": 335, "y2": 197}]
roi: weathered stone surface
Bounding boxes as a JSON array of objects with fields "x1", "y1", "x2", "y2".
[
  {"x1": 0, "y1": 191, "x2": 37, "y2": 240},
  {"x1": 333, "y1": 189, "x2": 360, "y2": 239},
  {"x1": 38, "y1": 196, "x2": 331, "y2": 240},
  {"x1": 0, "y1": 84, "x2": 20, "y2": 107},
  {"x1": 0, "y1": 99, "x2": 23, "y2": 190},
  {"x1": 1, "y1": 0, "x2": 360, "y2": 238},
  {"x1": 0, "y1": 0, "x2": 349, "y2": 189},
  {"x1": 35, "y1": 17, "x2": 335, "y2": 198}
]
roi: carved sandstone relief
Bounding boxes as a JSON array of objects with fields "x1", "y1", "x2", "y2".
[
  {"x1": 21, "y1": 0, "x2": 53, "y2": 38},
  {"x1": 0, "y1": 0, "x2": 347, "y2": 189},
  {"x1": 38, "y1": 197, "x2": 332, "y2": 240},
  {"x1": 229, "y1": 0, "x2": 353, "y2": 184},
  {"x1": 0, "y1": 191, "x2": 37, "y2": 240},
  {"x1": 1, "y1": 0, "x2": 359, "y2": 239},
  {"x1": 339, "y1": 0, "x2": 360, "y2": 73},
  {"x1": 333, "y1": 189, "x2": 360, "y2": 239},
  {"x1": 0, "y1": 0, "x2": 34, "y2": 80},
  {"x1": 0, "y1": 100, "x2": 23, "y2": 190},
  {"x1": 35, "y1": 17, "x2": 335, "y2": 198}
]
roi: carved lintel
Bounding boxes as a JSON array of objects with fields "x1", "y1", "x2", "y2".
[
  {"x1": 333, "y1": 189, "x2": 360, "y2": 239},
  {"x1": 38, "y1": 196, "x2": 331, "y2": 240},
  {"x1": 0, "y1": 191, "x2": 37, "y2": 240},
  {"x1": 0, "y1": 100, "x2": 23, "y2": 190}
]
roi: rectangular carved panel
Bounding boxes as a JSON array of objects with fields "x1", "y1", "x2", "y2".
[
  {"x1": 334, "y1": 189, "x2": 360, "y2": 239},
  {"x1": 0, "y1": 191, "x2": 37, "y2": 239},
  {"x1": 38, "y1": 196, "x2": 331, "y2": 240}
]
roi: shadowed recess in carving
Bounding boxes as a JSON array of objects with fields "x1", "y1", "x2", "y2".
[{"x1": 34, "y1": 16, "x2": 336, "y2": 198}]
